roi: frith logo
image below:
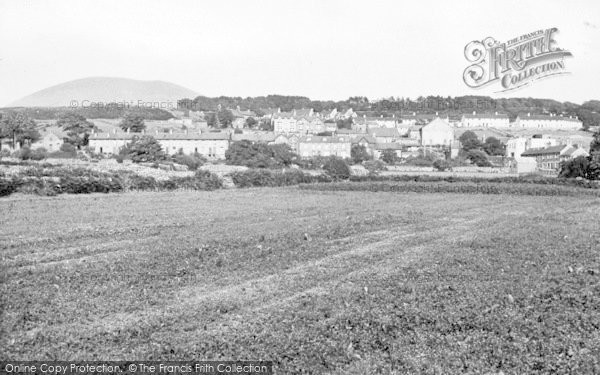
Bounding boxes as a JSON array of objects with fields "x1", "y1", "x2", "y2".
[{"x1": 463, "y1": 28, "x2": 572, "y2": 92}]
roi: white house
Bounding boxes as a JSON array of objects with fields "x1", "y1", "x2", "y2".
[
  {"x1": 297, "y1": 135, "x2": 351, "y2": 158},
  {"x1": 513, "y1": 113, "x2": 582, "y2": 130},
  {"x1": 505, "y1": 136, "x2": 558, "y2": 159},
  {"x1": 460, "y1": 112, "x2": 510, "y2": 128},
  {"x1": 420, "y1": 117, "x2": 454, "y2": 146}
]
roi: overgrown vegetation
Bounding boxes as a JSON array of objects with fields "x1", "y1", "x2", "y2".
[
  {"x1": 225, "y1": 141, "x2": 296, "y2": 168},
  {"x1": 0, "y1": 167, "x2": 222, "y2": 197}
]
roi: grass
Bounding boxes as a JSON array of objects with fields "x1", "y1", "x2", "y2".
[{"x1": 1, "y1": 188, "x2": 599, "y2": 373}]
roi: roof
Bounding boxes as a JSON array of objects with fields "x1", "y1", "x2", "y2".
[
  {"x1": 462, "y1": 113, "x2": 509, "y2": 119},
  {"x1": 89, "y1": 131, "x2": 230, "y2": 141},
  {"x1": 352, "y1": 135, "x2": 376, "y2": 144},
  {"x1": 517, "y1": 114, "x2": 581, "y2": 123},
  {"x1": 298, "y1": 135, "x2": 351, "y2": 144},
  {"x1": 374, "y1": 143, "x2": 403, "y2": 150},
  {"x1": 423, "y1": 117, "x2": 452, "y2": 129},
  {"x1": 231, "y1": 132, "x2": 277, "y2": 142},
  {"x1": 230, "y1": 108, "x2": 256, "y2": 118},
  {"x1": 521, "y1": 145, "x2": 567, "y2": 156},
  {"x1": 368, "y1": 128, "x2": 400, "y2": 137}
]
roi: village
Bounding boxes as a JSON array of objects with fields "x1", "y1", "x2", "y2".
[{"x1": 9, "y1": 104, "x2": 591, "y2": 177}]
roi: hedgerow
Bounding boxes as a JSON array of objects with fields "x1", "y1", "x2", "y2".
[
  {"x1": 0, "y1": 167, "x2": 223, "y2": 197},
  {"x1": 230, "y1": 169, "x2": 330, "y2": 188},
  {"x1": 300, "y1": 181, "x2": 600, "y2": 197}
]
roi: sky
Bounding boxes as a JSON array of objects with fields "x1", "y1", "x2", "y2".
[{"x1": 0, "y1": 0, "x2": 599, "y2": 106}]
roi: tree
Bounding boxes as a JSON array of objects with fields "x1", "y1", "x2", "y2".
[
  {"x1": 57, "y1": 113, "x2": 96, "y2": 148},
  {"x1": 336, "y1": 118, "x2": 352, "y2": 129},
  {"x1": 351, "y1": 144, "x2": 371, "y2": 164},
  {"x1": 559, "y1": 156, "x2": 590, "y2": 179},
  {"x1": 127, "y1": 135, "x2": 165, "y2": 163},
  {"x1": 225, "y1": 140, "x2": 276, "y2": 168},
  {"x1": 465, "y1": 150, "x2": 492, "y2": 167},
  {"x1": 590, "y1": 129, "x2": 600, "y2": 154},
  {"x1": 119, "y1": 114, "x2": 146, "y2": 132},
  {"x1": 483, "y1": 137, "x2": 505, "y2": 156},
  {"x1": 380, "y1": 149, "x2": 399, "y2": 164},
  {"x1": 459, "y1": 131, "x2": 483, "y2": 152},
  {"x1": 207, "y1": 113, "x2": 219, "y2": 128},
  {"x1": 259, "y1": 118, "x2": 273, "y2": 131},
  {"x1": 245, "y1": 117, "x2": 258, "y2": 128},
  {"x1": 269, "y1": 143, "x2": 296, "y2": 167},
  {"x1": 323, "y1": 156, "x2": 351, "y2": 180},
  {"x1": 217, "y1": 109, "x2": 234, "y2": 128},
  {"x1": 0, "y1": 111, "x2": 40, "y2": 149}
]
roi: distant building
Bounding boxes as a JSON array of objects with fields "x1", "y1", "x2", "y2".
[
  {"x1": 297, "y1": 135, "x2": 351, "y2": 158},
  {"x1": 368, "y1": 127, "x2": 401, "y2": 143},
  {"x1": 420, "y1": 117, "x2": 454, "y2": 146},
  {"x1": 513, "y1": 113, "x2": 582, "y2": 130},
  {"x1": 88, "y1": 130, "x2": 230, "y2": 159},
  {"x1": 32, "y1": 127, "x2": 66, "y2": 152},
  {"x1": 521, "y1": 144, "x2": 589, "y2": 175},
  {"x1": 460, "y1": 112, "x2": 510, "y2": 128},
  {"x1": 506, "y1": 136, "x2": 558, "y2": 159}
]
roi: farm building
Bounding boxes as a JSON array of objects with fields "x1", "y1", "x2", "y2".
[
  {"x1": 297, "y1": 135, "x2": 351, "y2": 158},
  {"x1": 88, "y1": 130, "x2": 231, "y2": 159}
]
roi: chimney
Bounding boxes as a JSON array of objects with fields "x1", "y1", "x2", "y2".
[
  {"x1": 237, "y1": 105, "x2": 240, "y2": 111},
  {"x1": 495, "y1": 111, "x2": 498, "y2": 115},
  {"x1": 126, "y1": 128, "x2": 130, "y2": 134},
  {"x1": 528, "y1": 112, "x2": 531, "y2": 117},
  {"x1": 472, "y1": 111, "x2": 476, "y2": 115},
  {"x1": 155, "y1": 130, "x2": 159, "y2": 134},
  {"x1": 113, "y1": 128, "x2": 117, "y2": 134},
  {"x1": 413, "y1": 112, "x2": 416, "y2": 116},
  {"x1": 435, "y1": 111, "x2": 438, "y2": 116},
  {"x1": 169, "y1": 129, "x2": 173, "y2": 134}
]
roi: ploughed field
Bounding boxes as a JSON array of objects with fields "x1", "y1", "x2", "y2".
[{"x1": 1, "y1": 189, "x2": 599, "y2": 373}]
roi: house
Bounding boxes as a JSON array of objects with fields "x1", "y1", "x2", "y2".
[
  {"x1": 32, "y1": 127, "x2": 66, "y2": 152},
  {"x1": 297, "y1": 135, "x2": 351, "y2": 158},
  {"x1": 454, "y1": 127, "x2": 512, "y2": 144},
  {"x1": 230, "y1": 106, "x2": 257, "y2": 129},
  {"x1": 273, "y1": 133, "x2": 300, "y2": 151},
  {"x1": 336, "y1": 128, "x2": 366, "y2": 139},
  {"x1": 513, "y1": 113, "x2": 582, "y2": 130},
  {"x1": 505, "y1": 136, "x2": 558, "y2": 159},
  {"x1": 460, "y1": 112, "x2": 510, "y2": 128},
  {"x1": 368, "y1": 128, "x2": 400, "y2": 143},
  {"x1": 352, "y1": 135, "x2": 377, "y2": 155},
  {"x1": 400, "y1": 112, "x2": 450, "y2": 126},
  {"x1": 420, "y1": 117, "x2": 454, "y2": 146},
  {"x1": 231, "y1": 131, "x2": 277, "y2": 144},
  {"x1": 521, "y1": 144, "x2": 589, "y2": 175},
  {"x1": 88, "y1": 130, "x2": 230, "y2": 159},
  {"x1": 409, "y1": 125, "x2": 424, "y2": 141},
  {"x1": 373, "y1": 143, "x2": 403, "y2": 160}
]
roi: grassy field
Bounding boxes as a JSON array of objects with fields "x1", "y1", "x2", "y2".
[{"x1": 1, "y1": 189, "x2": 600, "y2": 373}]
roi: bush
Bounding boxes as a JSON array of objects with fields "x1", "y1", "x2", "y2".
[
  {"x1": 226, "y1": 141, "x2": 297, "y2": 168},
  {"x1": 433, "y1": 159, "x2": 452, "y2": 171},
  {"x1": 322, "y1": 156, "x2": 351, "y2": 180},
  {"x1": 15, "y1": 147, "x2": 47, "y2": 161},
  {"x1": 351, "y1": 144, "x2": 371, "y2": 164},
  {"x1": 465, "y1": 150, "x2": 493, "y2": 167},
  {"x1": 363, "y1": 160, "x2": 387, "y2": 174},
  {"x1": 380, "y1": 149, "x2": 399, "y2": 165},
  {"x1": 230, "y1": 169, "x2": 324, "y2": 188},
  {"x1": 60, "y1": 143, "x2": 77, "y2": 153},
  {"x1": 172, "y1": 153, "x2": 206, "y2": 171},
  {"x1": 128, "y1": 135, "x2": 165, "y2": 163}
]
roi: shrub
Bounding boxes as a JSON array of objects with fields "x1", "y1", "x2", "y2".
[
  {"x1": 351, "y1": 144, "x2": 371, "y2": 164},
  {"x1": 433, "y1": 159, "x2": 452, "y2": 171},
  {"x1": 322, "y1": 156, "x2": 351, "y2": 180},
  {"x1": 380, "y1": 149, "x2": 399, "y2": 165},
  {"x1": 363, "y1": 160, "x2": 386, "y2": 174},
  {"x1": 128, "y1": 135, "x2": 165, "y2": 163},
  {"x1": 60, "y1": 143, "x2": 77, "y2": 153},
  {"x1": 465, "y1": 150, "x2": 493, "y2": 167},
  {"x1": 15, "y1": 147, "x2": 47, "y2": 161},
  {"x1": 230, "y1": 169, "x2": 322, "y2": 188},
  {"x1": 226, "y1": 141, "x2": 297, "y2": 168},
  {"x1": 173, "y1": 153, "x2": 206, "y2": 171}
]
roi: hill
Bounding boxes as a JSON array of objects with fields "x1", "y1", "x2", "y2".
[{"x1": 10, "y1": 77, "x2": 198, "y2": 107}]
